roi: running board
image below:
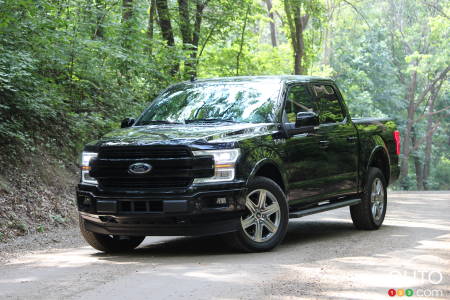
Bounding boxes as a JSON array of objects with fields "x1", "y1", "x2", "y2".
[{"x1": 289, "y1": 198, "x2": 361, "y2": 219}]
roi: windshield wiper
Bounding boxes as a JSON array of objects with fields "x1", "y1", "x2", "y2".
[
  {"x1": 139, "y1": 120, "x2": 182, "y2": 125},
  {"x1": 184, "y1": 118, "x2": 236, "y2": 124}
]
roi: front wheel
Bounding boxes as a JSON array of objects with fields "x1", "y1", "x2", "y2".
[
  {"x1": 226, "y1": 176, "x2": 288, "y2": 252},
  {"x1": 350, "y1": 167, "x2": 387, "y2": 230},
  {"x1": 79, "y1": 216, "x2": 145, "y2": 253}
]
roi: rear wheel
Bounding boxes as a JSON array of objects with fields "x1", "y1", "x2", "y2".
[
  {"x1": 226, "y1": 176, "x2": 288, "y2": 252},
  {"x1": 350, "y1": 167, "x2": 387, "y2": 230},
  {"x1": 79, "y1": 216, "x2": 145, "y2": 253}
]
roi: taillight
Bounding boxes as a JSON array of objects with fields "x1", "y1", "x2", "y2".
[{"x1": 393, "y1": 130, "x2": 400, "y2": 155}]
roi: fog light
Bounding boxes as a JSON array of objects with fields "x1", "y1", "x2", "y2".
[
  {"x1": 82, "y1": 197, "x2": 91, "y2": 206},
  {"x1": 216, "y1": 197, "x2": 227, "y2": 205}
]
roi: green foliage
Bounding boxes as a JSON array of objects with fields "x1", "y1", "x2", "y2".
[
  {"x1": 37, "y1": 224, "x2": 45, "y2": 233},
  {"x1": 51, "y1": 214, "x2": 67, "y2": 224},
  {"x1": 429, "y1": 157, "x2": 450, "y2": 190},
  {"x1": 0, "y1": 0, "x2": 448, "y2": 190}
]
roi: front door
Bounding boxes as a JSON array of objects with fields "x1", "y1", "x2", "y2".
[{"x1": 282, "y1": 84, "x2": 329, "y2": 206}]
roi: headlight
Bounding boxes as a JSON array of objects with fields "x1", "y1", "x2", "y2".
[
  {"x1": 80, "y1": 152, "x2": 98, "y2": 185},
  {"x1": 192, "y1": 149, "x2": 240, "y2": 183}
]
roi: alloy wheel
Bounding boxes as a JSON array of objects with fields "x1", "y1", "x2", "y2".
[
  {"x1": 241, "y1": 189, "x2": 281, "y2": 243},
  {"x1": 370, "y1": 178, "x2": 385, "y2": 221}
]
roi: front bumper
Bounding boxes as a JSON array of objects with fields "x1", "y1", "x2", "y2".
[
  {"x1": 76, "y1": 181, "x2": 246, "y2": 236},
  {"x1": 80, "y1": 212, "x2": 242, "y2": 236}
]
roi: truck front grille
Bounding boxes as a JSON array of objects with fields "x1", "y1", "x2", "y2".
[
  {"x1": 90, "y1": 145, "x2": 213, "y2": 191},
  {"x1": 98, "y1": 146, "x2": 191, "y2": 159}
]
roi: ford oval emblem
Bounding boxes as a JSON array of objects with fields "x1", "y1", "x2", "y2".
[{"x1": 128, "y1": 162, "x2": 152, "y2": 175}]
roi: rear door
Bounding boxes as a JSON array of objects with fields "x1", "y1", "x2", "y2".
[{"x1": 312, "y1": 83, "x2": 359, "y2": 197}]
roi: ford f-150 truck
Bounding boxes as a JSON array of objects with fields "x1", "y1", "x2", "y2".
[{"x1": 77, "y1": 76, "x2": 400, "y2": 252}]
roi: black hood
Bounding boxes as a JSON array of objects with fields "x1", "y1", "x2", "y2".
[{"x1": 91, "y1": 123, "x2": 277, "y2": 148}]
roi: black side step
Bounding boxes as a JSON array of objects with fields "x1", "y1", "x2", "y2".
[{"x1": 289, "y1": 198, "x2": 361, "y2": 219}]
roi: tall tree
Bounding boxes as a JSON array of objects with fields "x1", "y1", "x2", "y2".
[
  {"x1": 386, "y1": 0, "x2": 449, "y2": 188},
  {"x1": 121, "y1": 0, "x2": 133, "y2": 48},
  {"x1": 284, "y1": 0, "x2": 308, "y2": 74},
  {"x1": 147, "y1": 0, "x2": 157, "y2": 55},
  {"x1": 264, "y1": 0, "x2": 277, "y2": 47},
  {"x1": 283, "y1": 0, "x2": 322, "y2": 74},
  {"x1": 155, "y1": 0, "x2": 178, "y2": 74},
  {"x1": 236, "y1": 2, "x2": 251, "y2": 76},
  {"x1": 177, "y1": 0, "x2": 208, "y2": 78},
  {"x1": 92, "y1": 0, "x2": 106, "y2": 39}
]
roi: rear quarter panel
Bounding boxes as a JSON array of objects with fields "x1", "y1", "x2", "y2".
[{"x1": 353, "y1": 118, "x2": 400, "y2": 188}]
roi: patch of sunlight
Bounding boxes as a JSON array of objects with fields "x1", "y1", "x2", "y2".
[
  {"x1": 183, "y1": 269, "x2": 250, "y2": 283},
  {"x1": 416, "y1": 240, "x2": 450, "y2": 251},
  {"x1": 384, "y1": 219, "x2": 450, "y2": 231},
  {"x1": 5, "y1": 247, "x2": 139, "y2": 268},
  {"x1": 0, "y1": 277, "x2": 37, "y2": 284}
]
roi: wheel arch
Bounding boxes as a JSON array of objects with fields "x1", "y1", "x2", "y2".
[
  {"x1": 366, "y1": 145, "x2": 390, "y2": 187},
  {"x1": 247, "y1": 159, "x2": 287, "y2": 195}
]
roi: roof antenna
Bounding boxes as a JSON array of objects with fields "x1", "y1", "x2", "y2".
[{"x1": 190, "y1": 74, "x2": 196, "y2": 82}]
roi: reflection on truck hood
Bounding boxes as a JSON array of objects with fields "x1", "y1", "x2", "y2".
[{"x1": 99, "y1": 123, "x2": 277, "y2": 146}]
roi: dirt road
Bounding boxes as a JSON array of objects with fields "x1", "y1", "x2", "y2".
[{"x1": 1, "y1": 192, "x2": 449, "y2": 299}]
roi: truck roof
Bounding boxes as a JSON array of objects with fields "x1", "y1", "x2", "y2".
[{"x1": 186, "y1": 75, "x2": 333, "y2": 84}]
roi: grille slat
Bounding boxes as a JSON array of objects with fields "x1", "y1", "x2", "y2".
[
  {"x1": 99, "y1": 178, "x2": 192, "y2": 189},
  {"x1": 99, "y1": 146, "x2": 191, "y2": 159}
]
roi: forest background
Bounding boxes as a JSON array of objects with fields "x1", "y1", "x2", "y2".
[{"x1": 0, "y1": 0, "x2": 448, "y2": 238}]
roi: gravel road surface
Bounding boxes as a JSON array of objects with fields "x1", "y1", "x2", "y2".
[{"x1": 1, "y1": 191, "x2": 449, "y2": 299}]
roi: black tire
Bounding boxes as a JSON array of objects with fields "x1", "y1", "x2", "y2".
[
  {"x1": 350, "y1": 167, "x2": 387, "y2": 230},
  {"x1": 225, "y1": 176, "x2": 289, "y2": 252},
  {"x1": 79, "y1": 216, "x2": 145, "y2": 253}
]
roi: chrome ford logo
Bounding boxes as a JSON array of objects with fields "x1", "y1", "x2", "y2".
[{"x1": 128, "y1": 162, "x2": 152, "y2": 175}]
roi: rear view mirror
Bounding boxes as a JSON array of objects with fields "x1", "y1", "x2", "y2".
[
  {"x1": 295, "y1": 112, "x2": 319, "y2": 128},
  {"x1": 121, "y1": 118, "x2": 135, "y2": 128}
]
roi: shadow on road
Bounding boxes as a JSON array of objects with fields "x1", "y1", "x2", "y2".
[{"x1": 92, "y1": 216, "x2": 448, "y2": 266}]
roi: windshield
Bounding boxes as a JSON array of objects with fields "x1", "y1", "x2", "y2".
[{"x1": 135, "y1": 81, "x2": 281, "y2": 125}]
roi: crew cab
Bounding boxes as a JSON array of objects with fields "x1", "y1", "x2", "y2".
[{"x1": 77, "y1": 76, "x2": 400, "y2": 252}]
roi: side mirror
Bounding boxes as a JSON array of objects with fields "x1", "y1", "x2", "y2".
[
  {"x1": 295, "y1": 112, "x2": 319, "y2": 128},
  {"x1": 121, "y1": 118, "x2": 135, "y2": 128}
]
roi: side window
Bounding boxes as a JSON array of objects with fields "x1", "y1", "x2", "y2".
[
  {"x1": 284, "y1": 84, "x2": 317, "y2": 123},
  {"x1": 312, "y1": 84, "x2": 345, "y2": 123}
]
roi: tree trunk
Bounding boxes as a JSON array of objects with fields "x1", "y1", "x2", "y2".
[
  {"x1": 411, "y1": 126, "x2": 424, "y2": 190},
  {"x1": 177, "y1": 0, "x2": 192, "y2": 45},
  {"x1": 122, "y1": 0, "x2": 133, "y2": 42},
  {"x1": 423, "y1": 82, "x2": 443, "y2": 190},
  {"x1": 399, "y1": 68, "x2": 418, "y2": 185},
  {"x1": 284, "y1": 0, "x2": 308, "y2": 75},
  {"x1": 92, "y1": 0, "x2": 105, "y2": 39},
  {"x1": 264, "y1": 0, "x2": 277, "y2": 47},
  {"x1": 155, "y1": 0, "x2": 178, "y2": 75},
  {"x1": 177, "y1": 0, "x2": 206, "y2": 78},
  {"x1": 190, "y1": 1, "x2": 206, "y2": 77},
  {"x1": 293, "y1": 7, "x2": 303, "y2": 74},
  {"x1": 322, "y1": 0, "x2": 334, "y2": 65},
  {"x1": 155, "y1": 0, "x2": 175, "y2": 47},
  {"x1": 147, "y1": 0, "x2": 156, "y2": 55},
  {"x1": 236, "y1": 2, "x2": 251, "y2": 76},
  {"x1": 422, "y1": 96, "x2": 434, "y2": 190},
  {"x1": 120, "y1": 0, "x2": 133, "y2": 78},
  {"x1": 177, "y1": 0, "x2": 194, "y2": 78}
]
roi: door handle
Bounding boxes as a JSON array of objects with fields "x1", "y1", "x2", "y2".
[
  {"x1": 347, "y1": 136, "x2": 357, "y2": 142},
  {"x1": 319, "y1": 140, "x2": 330, "y2": 149}
]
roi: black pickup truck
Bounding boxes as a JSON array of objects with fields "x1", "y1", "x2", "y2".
[{"x1": 77, "y1": 76, "x2": 400, "y2": 252}]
